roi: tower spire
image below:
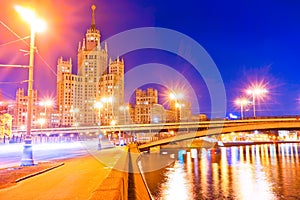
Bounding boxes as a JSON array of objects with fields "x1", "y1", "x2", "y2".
[{"x1": 91, "y1": 5, "x2": 96, "y2": 30}]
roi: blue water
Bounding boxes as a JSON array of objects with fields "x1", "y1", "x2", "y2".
[{"x1": 142, "y1": 143, "x2": 300, "y2": 200}]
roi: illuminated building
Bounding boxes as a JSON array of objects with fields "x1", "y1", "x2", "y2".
[
  {"x1": 134, "y1": 88, "x2": 158, "y2": 124},
  {"x1": 98, "y1": 58, "x2": 124, "y2": 125},
  {"x1": 56, "y1": 57, "x2": 82, "y2": 126},
  {"x1": 14, "y1": 88, "x2": 38, "y2": 128},
  {"x1": 56, "y1": 5, "x2": 123, "y2": 126},
  {"x1": 169, "y1": 96, "x2": 191, "y2": 122}
]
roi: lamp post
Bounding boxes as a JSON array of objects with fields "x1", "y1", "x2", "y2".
[
  {"x1": 101, "y1": 96, "x2": 112, "y2": 125},
  {"x1": 119, "y1": 105, "x2": 129, "y2": 124},
  {"x1": 110, "y1": 119, "x2": 117, "y2": 145},
  {"x1": 37, "y1": 118, "x2": 45, "y2": 130},
  {"x1": 94, "y1": 101, "x2": 104, "y2": 150},
  {"x1": 235, "y1": 98, "x2": 248, "y2": 119},
  {"x1": 169, "y1": 92, "x2": 183, "y2": 122},
  {"x1": 94, "y1": 101, "x2": 103, "y2": 126},
  {"x1": 40, "y1": 100, "x2": 53, "y2": 128},
  {"x1": 246, "y1": 87, "x2": 268, "y2": 118},
  {"x1": 175, "y1": 102, "x2": 184, "y2": 121},
  {"x1": 15, "y1": 5, "x2": 46, "y2": 166}
]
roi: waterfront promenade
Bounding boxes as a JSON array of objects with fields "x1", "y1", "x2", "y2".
[
  {"x1": 0, "y1": 147, "x2": 122, "y2": 199},
  {"x1": 0, "y1": 142, "x2": 152, "y2": 200}
]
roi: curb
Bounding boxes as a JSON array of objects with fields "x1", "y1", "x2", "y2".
[{"x1": 15, "y1": 162, "x2": 65, "y2": 183}]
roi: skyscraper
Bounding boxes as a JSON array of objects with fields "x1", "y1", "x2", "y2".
[
  {"x1": 57, "y1": 5, "x2": 123, "y2": 127},
  {"x1": 98, "y1": 57, "x2": 124, "y2": 125},
  {"x1": 56, "y1": 57, "x2": 81, "y2": 126}
]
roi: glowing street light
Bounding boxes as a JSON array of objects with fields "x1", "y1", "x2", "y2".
[
  {"x1": 94, "y1": 101, "x2": 103, "y2": 126},
  {"x1": 119, "y1": 105, "x2": 129, "y2": 124},
  {"x1": 110, "y1": 119, "x2": 116, "y2": 126},
  {"x1": 169, "y1": 92, "x2": 183, "y2": 122},
  {"x1": 39, "y1": 99, "x2": 53, "y2": 127},
  {"x1": 175, "y1": 102, "x2": 184, "y2": 121},
  {"x1": 101, "y1": 96, "x2": 113, "y2": 125},
  {"x1": 169, "y1": 92, "x2": 183, "y2": 101},
  {"x1": 246, "y1": 87, "x2": 268, "y2": 118},
  {"x1": 37, "y1": 118, "x2": 45, "y2": 130},
  {"x1": 235, "y1": 98, "x2": 249, "y2": 119},
  {"x1": 15, "y1": 5, "x2": 46, "y2": 166},
  {"x1": 14, "y1": 5, "x2": 46, "y2": 33}
]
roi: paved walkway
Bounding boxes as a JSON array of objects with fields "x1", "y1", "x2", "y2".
[{"x1": 0, "y1": 146, "x2": 126, "y2": 200}]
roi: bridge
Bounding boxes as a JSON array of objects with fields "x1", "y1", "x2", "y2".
[
  {"x1": 138, "y1": 117, "x2": 300, "y2": 150},
  {"x1": 11, "y1": 117, "x2": 300, "y2": 146}
]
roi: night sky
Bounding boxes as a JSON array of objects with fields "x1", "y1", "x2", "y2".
[{"x1": 0, "y1": 0, "x2": 300, "y2": 118}]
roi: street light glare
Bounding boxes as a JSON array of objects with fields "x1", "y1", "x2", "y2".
[
  {"x1": 245, "y1": 85, "x2": 268, "y2": 117},
  {"x1": 169, "y1": 92, "x2": 183, "y2": 100},
  {"x1": 40, "y1": 99, "x2": 53, "y2": 107},
  {"x1": 235, "y1": 98, "x2": 248, "y2": 106},
  {"x1": 94, "y1": 101, "x2": 103, "y2": 109},
  {"x1": 14, "y1": 5, "x2": 36, "y2": 22},
  {"x1": 169, "y1": 93, "x2": 176, "y2": 100},
  {"x1": 33, "y1": 18, "x2": 46, "y2": 33},
  {"x1": 14, "y1": 5, "x2": 46, "y2": 33},
  {"x1": 247, "y1": 87, "x2": 268, "y2": 96}
]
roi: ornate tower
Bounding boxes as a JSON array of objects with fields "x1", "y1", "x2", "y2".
[{"x1": 76, "y1": 5, "x2": 108, "y2": 126}]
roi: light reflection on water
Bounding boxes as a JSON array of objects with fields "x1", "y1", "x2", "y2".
[{"x1": 142, "y1": 143, "x2": 300, "y2": 200}]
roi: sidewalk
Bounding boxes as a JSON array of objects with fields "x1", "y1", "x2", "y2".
[{"x1": 0, "y1": 145, "x2": 126, "y2": 200}]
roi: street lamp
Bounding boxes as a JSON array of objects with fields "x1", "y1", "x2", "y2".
[
  {"x1": 15, "y1": 5, "x2": 46, "y2": 166},
  {"x1": 119, "y1": 105, "x2": 129, "y2": 124},
  {"x1": 94, "y1": 101, "x2": 103, "y2": 150},
  {"x1": 169, "y1": 92, "x2": 183, "y2": 122},
  {"x1": 246, "y1": 87, "x2": 268, "y2": 118},
  {"x1": 94, "y1": 101, "x2": 103, "y2": 126},
  {"x1": 40, "y1": 99, "x2": 53, "y2": 128},
  {"x1": 101, "y1": 96, "x2": 113, "y2": 125},
  {"x1": 175, "y1": 102, "x2": 184, "y2": 121},
  {"x1": 235, "y1": 98, "x2": 249, "y2": 119},
  {"x1": 37, "y1": 118, "x2": 45, "y2": 131}
]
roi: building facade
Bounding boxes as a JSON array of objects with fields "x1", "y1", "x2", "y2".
[
  {"x1": 57, "y1": 5, "x2": 123, "y2": 127},
  {"x1": 98, "y1": 58, "x2": 124, "y2": 125},
  {"x1": 14, "y1": 88, "x2": 38, "y2": 129},
  {"x1": 169, "y1": 96, "x2": 192, "y2": 122},
  {"x1": 57, "y1": 57, "x2": 83, "y2": 126},
  {"x1": 134, "y1": 88, "x2": 158, "y2": 124}
]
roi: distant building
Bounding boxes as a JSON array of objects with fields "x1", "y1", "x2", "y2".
[
  {"x1": 14, "y1": 88, "x2": 38, "y2": 129},
  {"x1": 169, "y1": 96, "x2": 192, "y2": 122},
  {"x1": 134, "y1": 88, "x2": 158, "y2": 124},
  {"x1": 150, "y1": 104, "x2": 166, "y2": 123},
  {"x1": 0, "y1": 113, "x2": 12, "y2": 139}
]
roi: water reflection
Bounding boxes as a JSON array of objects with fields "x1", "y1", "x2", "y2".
[{"x1": 143, "y1": 143, "x2": 300, "y2": 200}]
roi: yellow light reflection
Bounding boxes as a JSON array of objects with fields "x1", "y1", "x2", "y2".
[
  {"x1": 162, "y1": 163, "x2": 192, "y2": 200},
  {"x1": 235, "y1": 164, "x2": 276, "y2": 200},
  {"x1": 200, "y1": 148, "x2": 209, "y2": 198},
  {"x1": 294, "y1": 144, "x2": 299, "y2": 163},
  {"x1": 220, "y1": 147, "x2": 229, "y2": 198}
]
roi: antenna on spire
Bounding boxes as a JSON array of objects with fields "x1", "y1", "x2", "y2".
[{"x1": 91, "y1": 5, "x2": 96, "y2": 30}]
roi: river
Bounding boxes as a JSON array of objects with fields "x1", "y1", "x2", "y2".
[{"x1": 141, "y1": 143, "x2": 300, "y2": 200}]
